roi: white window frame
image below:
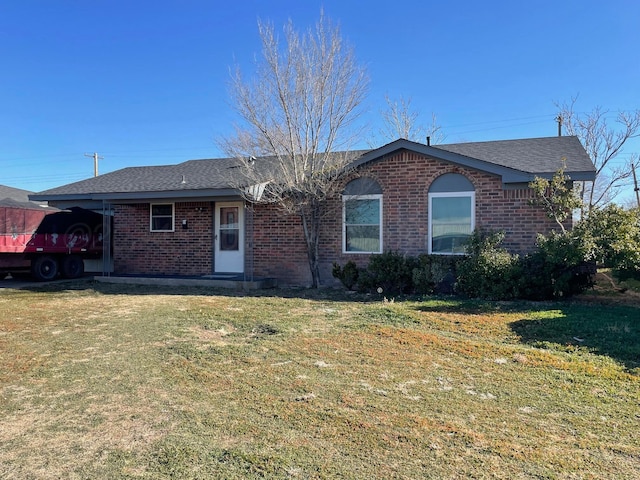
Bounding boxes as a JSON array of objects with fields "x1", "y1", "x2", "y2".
[
  {"x1": 428, "y1": 191, "x2": 475, "y2": 255},
  {"x1": 342, "y1": 194, "x2": 383, "y2": 254},
  {"x1": 150, "y1": 203, "x2": 175, "y2": 232}
]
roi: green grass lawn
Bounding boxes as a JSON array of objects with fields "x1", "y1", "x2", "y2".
[{"x1": 0, "y1": 281, "x2": 638, "y2": 479}]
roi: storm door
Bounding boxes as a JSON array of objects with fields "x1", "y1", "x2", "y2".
[{"x1": 214, "y1": 202, "x2": 244, "y2": 273}]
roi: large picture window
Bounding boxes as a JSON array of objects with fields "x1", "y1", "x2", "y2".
[
  {"x1": 428, "y1": 174, "x2": 475, "y2": 254},
  {"x1": 343, "y1": 195, "x2": 382, "y2": 253},
  {"x1": 342, "y1": 178, "x2": 383, "y2": 254},
  {"x1": 150, "y1": 203, "x2": 174, "y2": 232}
]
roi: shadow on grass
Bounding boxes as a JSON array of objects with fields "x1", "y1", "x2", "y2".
[
  {"x1": 12, "y1": 277, "x2": 383, "y2": 303},
  {"x1": 510, "y1": 303, "x2": 640, "y2": 373},
  {"x1": 415, "y1": 298, "x2": 516, "y2": 315}
]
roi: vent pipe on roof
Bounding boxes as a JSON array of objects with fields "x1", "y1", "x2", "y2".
[
  {"x1": 426, "y1": 136, "x2": 431, "y2": 146},
  {"x1": 181, "y1": 175, "x2": 186, "y2": 184},
  {"x1": 556, "y1": 115, "x2": 563, "y2": 137}
]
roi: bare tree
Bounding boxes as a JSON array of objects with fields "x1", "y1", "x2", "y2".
[
  {"x1": 220, "y1": 12, "x2": 368, "y2": 287},
  {"x1": 378, "y1": 95, "x2": 444, "y2": 145},
  {"x1": 556, "y1": 98, "x2": 640, "y2": 214}
]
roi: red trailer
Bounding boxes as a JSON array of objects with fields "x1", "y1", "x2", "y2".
[{"x1": 0, "y1": 200, "x2": 106, "y2": 281}]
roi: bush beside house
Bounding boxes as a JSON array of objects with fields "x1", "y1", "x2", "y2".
[
  {"x1": 334, "y1": 228, "x2": 601, "y2": 301},
  {"x1": 575, "y1": 205, "x2": 640, "y2": 280}
]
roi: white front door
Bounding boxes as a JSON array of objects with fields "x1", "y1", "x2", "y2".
[{"x1": 214, "y1": 202, "x2": 244, "y2": 273}]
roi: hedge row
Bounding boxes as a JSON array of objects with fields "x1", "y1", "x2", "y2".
[{"x1": 333, "y1": 230, "x2": 597, "y2": 300}]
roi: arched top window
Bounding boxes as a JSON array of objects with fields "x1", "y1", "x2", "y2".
[
  {"x1": 342, "y1": 178, "x2": 383, "y2": 254},
  {"x1": 429, "y1": 173, "x2": 475, "y2": 193},
  {"x1": 428, "y1": 174, "x2": 475, "y2": 255},
  {"x1": 343, "y1": 177, "x2": 382, "y2": 196}
]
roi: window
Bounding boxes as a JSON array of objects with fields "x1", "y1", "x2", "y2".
[
  {"x1": 428, "y1": 174, "x2": 475, "y2": 254},
  {"x1": 150, "y1": 203, "x2": 174, "y2": 232},
  {"x1": 343, "y1": 178, "x2": 382, "y2": 253},
  {"x1": 219, "y1": 206, "x2": 239, "y2": 251}
]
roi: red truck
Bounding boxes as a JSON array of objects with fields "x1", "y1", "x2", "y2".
[{"x1": 0, "y1": 200, "x2": 106, "y2": 281}]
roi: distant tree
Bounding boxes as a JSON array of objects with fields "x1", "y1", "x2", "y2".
[
  {"x1": 529, "y1": 162, "x2": 583, "y2": 233},
  {"x1": 556, "y1": 98, "x2": 640, "y2": 214},
  {"x1": 220, "y1": 12, "x2": 368, "y2": 287},
  {"x1": 377, "y1": 95, "x2": 444, "y2": 145},
  {"x1": 575, "y1": 204, "x2": 640, "y2": 274}
]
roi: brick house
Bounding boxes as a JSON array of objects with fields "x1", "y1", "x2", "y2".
[{"x1": 31, "y1": 136, "x2": 595, "y2": 287}]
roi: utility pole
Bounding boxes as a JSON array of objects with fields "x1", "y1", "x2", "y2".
[
  {"x1": 631, "y1": 161, "x2": 640, "y2": 209},
  {"x1": 556, "y1": 115, "x2": 563, "y2": 137},
  {"x1": 84, "y1": 152, "x2": 103, "y2": 177}
]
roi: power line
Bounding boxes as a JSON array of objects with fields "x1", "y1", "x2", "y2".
[
  {"x1": 441, "y1": 113, "x2": 556, "y2": 130},
  {"x1": 448, "y1": 120, "x2": 555, "y2": 137},
  {"x1": 3, "y1": 172, "x2": 87, "y2": 181},
  {"x1": 0, "y1": 145, "x2": 216, "y2": 162}
]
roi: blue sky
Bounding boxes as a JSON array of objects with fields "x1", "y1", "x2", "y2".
[{"x1": 1, "y1": 0, "x2": 639, "y2": 201}]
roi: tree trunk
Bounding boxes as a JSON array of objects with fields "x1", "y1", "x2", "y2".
[
  {"x1": 300, "y1": 204, "x2": 322, "y2": 288},
  {"x1": 307, "y1": 241, "x2": 321, "y2": 288}
]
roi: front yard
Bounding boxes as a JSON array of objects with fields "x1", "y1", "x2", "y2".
[{"x1": 0, "y1": 280, "x2": 638, "y2": 478}]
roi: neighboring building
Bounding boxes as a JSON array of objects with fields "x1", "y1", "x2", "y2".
[
  {"x1": 30, "y1": 137, "x2": 596, "y2": 286},
  {"x1": 0, "y1": 184, "x2": 42, "y2": 207}
]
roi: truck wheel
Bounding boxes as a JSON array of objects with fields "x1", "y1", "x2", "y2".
[
  {"x1": 31, "y1": 256, "x2": 59, "y2": 281},
  {"x1": 61, "y1": 255, "x2": 84, "y2": 279}
]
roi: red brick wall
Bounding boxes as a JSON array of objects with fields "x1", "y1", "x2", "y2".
[
  {"x1": 113, "y1": 202, "x2": 213, "y2": 276},
  {"x1": 246, "y1": 204, "x2": 310, "y2": 284},
  {"x1": 250, "y1": 150, "x2": 567, "y2": 286}
]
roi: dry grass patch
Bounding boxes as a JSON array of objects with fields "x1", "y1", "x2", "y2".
[{"x1": 0, "y1": 281, "x2": 638, "y2": 478}]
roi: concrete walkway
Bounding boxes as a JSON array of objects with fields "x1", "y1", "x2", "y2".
[
  {"x1": 93, "y1": 275, "x2": 277, "y2": 290},
  {"x1": 0, "y1": 274, "x2": 277, "y2": 290}
]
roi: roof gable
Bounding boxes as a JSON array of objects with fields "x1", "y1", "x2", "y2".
[{"x1": 353, "y1": 136, "x2": 595, "y2": 183}]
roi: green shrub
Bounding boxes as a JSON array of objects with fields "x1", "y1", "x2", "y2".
[
  {"x1": 455, "y1": 230, "x2": 521, "y2": 300},
  {"x1": 519, "y1": 231, "x2": 595, "y2": 300},
  {"x1": 575, "y1": 205, "x2": 640, "y2": 279},
  {"x1": 617, "y1": 267, "x2": 640, "y2": 282},
  {"x1": 412, "y1": 254, "x2": 460, "y2": 295},
  {"x1": 333, "y1": 225, "x2": 602, "y2": 301},
  {"x1": 456, "y1": 229, "x2": 595, "y2": 301},
  {"x1": 357, "y1": 251, "x2": 418, "y2": 295},
  {"x1": 332, "y1": 261, "x2": 360, "y2": 290}
]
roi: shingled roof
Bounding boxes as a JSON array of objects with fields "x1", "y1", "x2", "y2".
[
  {"x1": 434, "y1": 136, "x2": 594, "y2": 175},
  {"x1": 0, "y1": 184, "x2": 52, "y2": 209},
  {"x1": 0, "y1": 184, "x2": 33, "y2": 203},
  {"x1": 32, "y1": 158, "x2": 241, "y2": 197},
  {"x1": 30, "y1": 136, "x2": 595, "y2": 203}
]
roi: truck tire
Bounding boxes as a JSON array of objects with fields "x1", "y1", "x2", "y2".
[
  {"x1": 31, "y1": 256, "x2": 59, "y2": 281},
  {"x1": 61, "y1": 255, "x2": 84, "y2": 279}
]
